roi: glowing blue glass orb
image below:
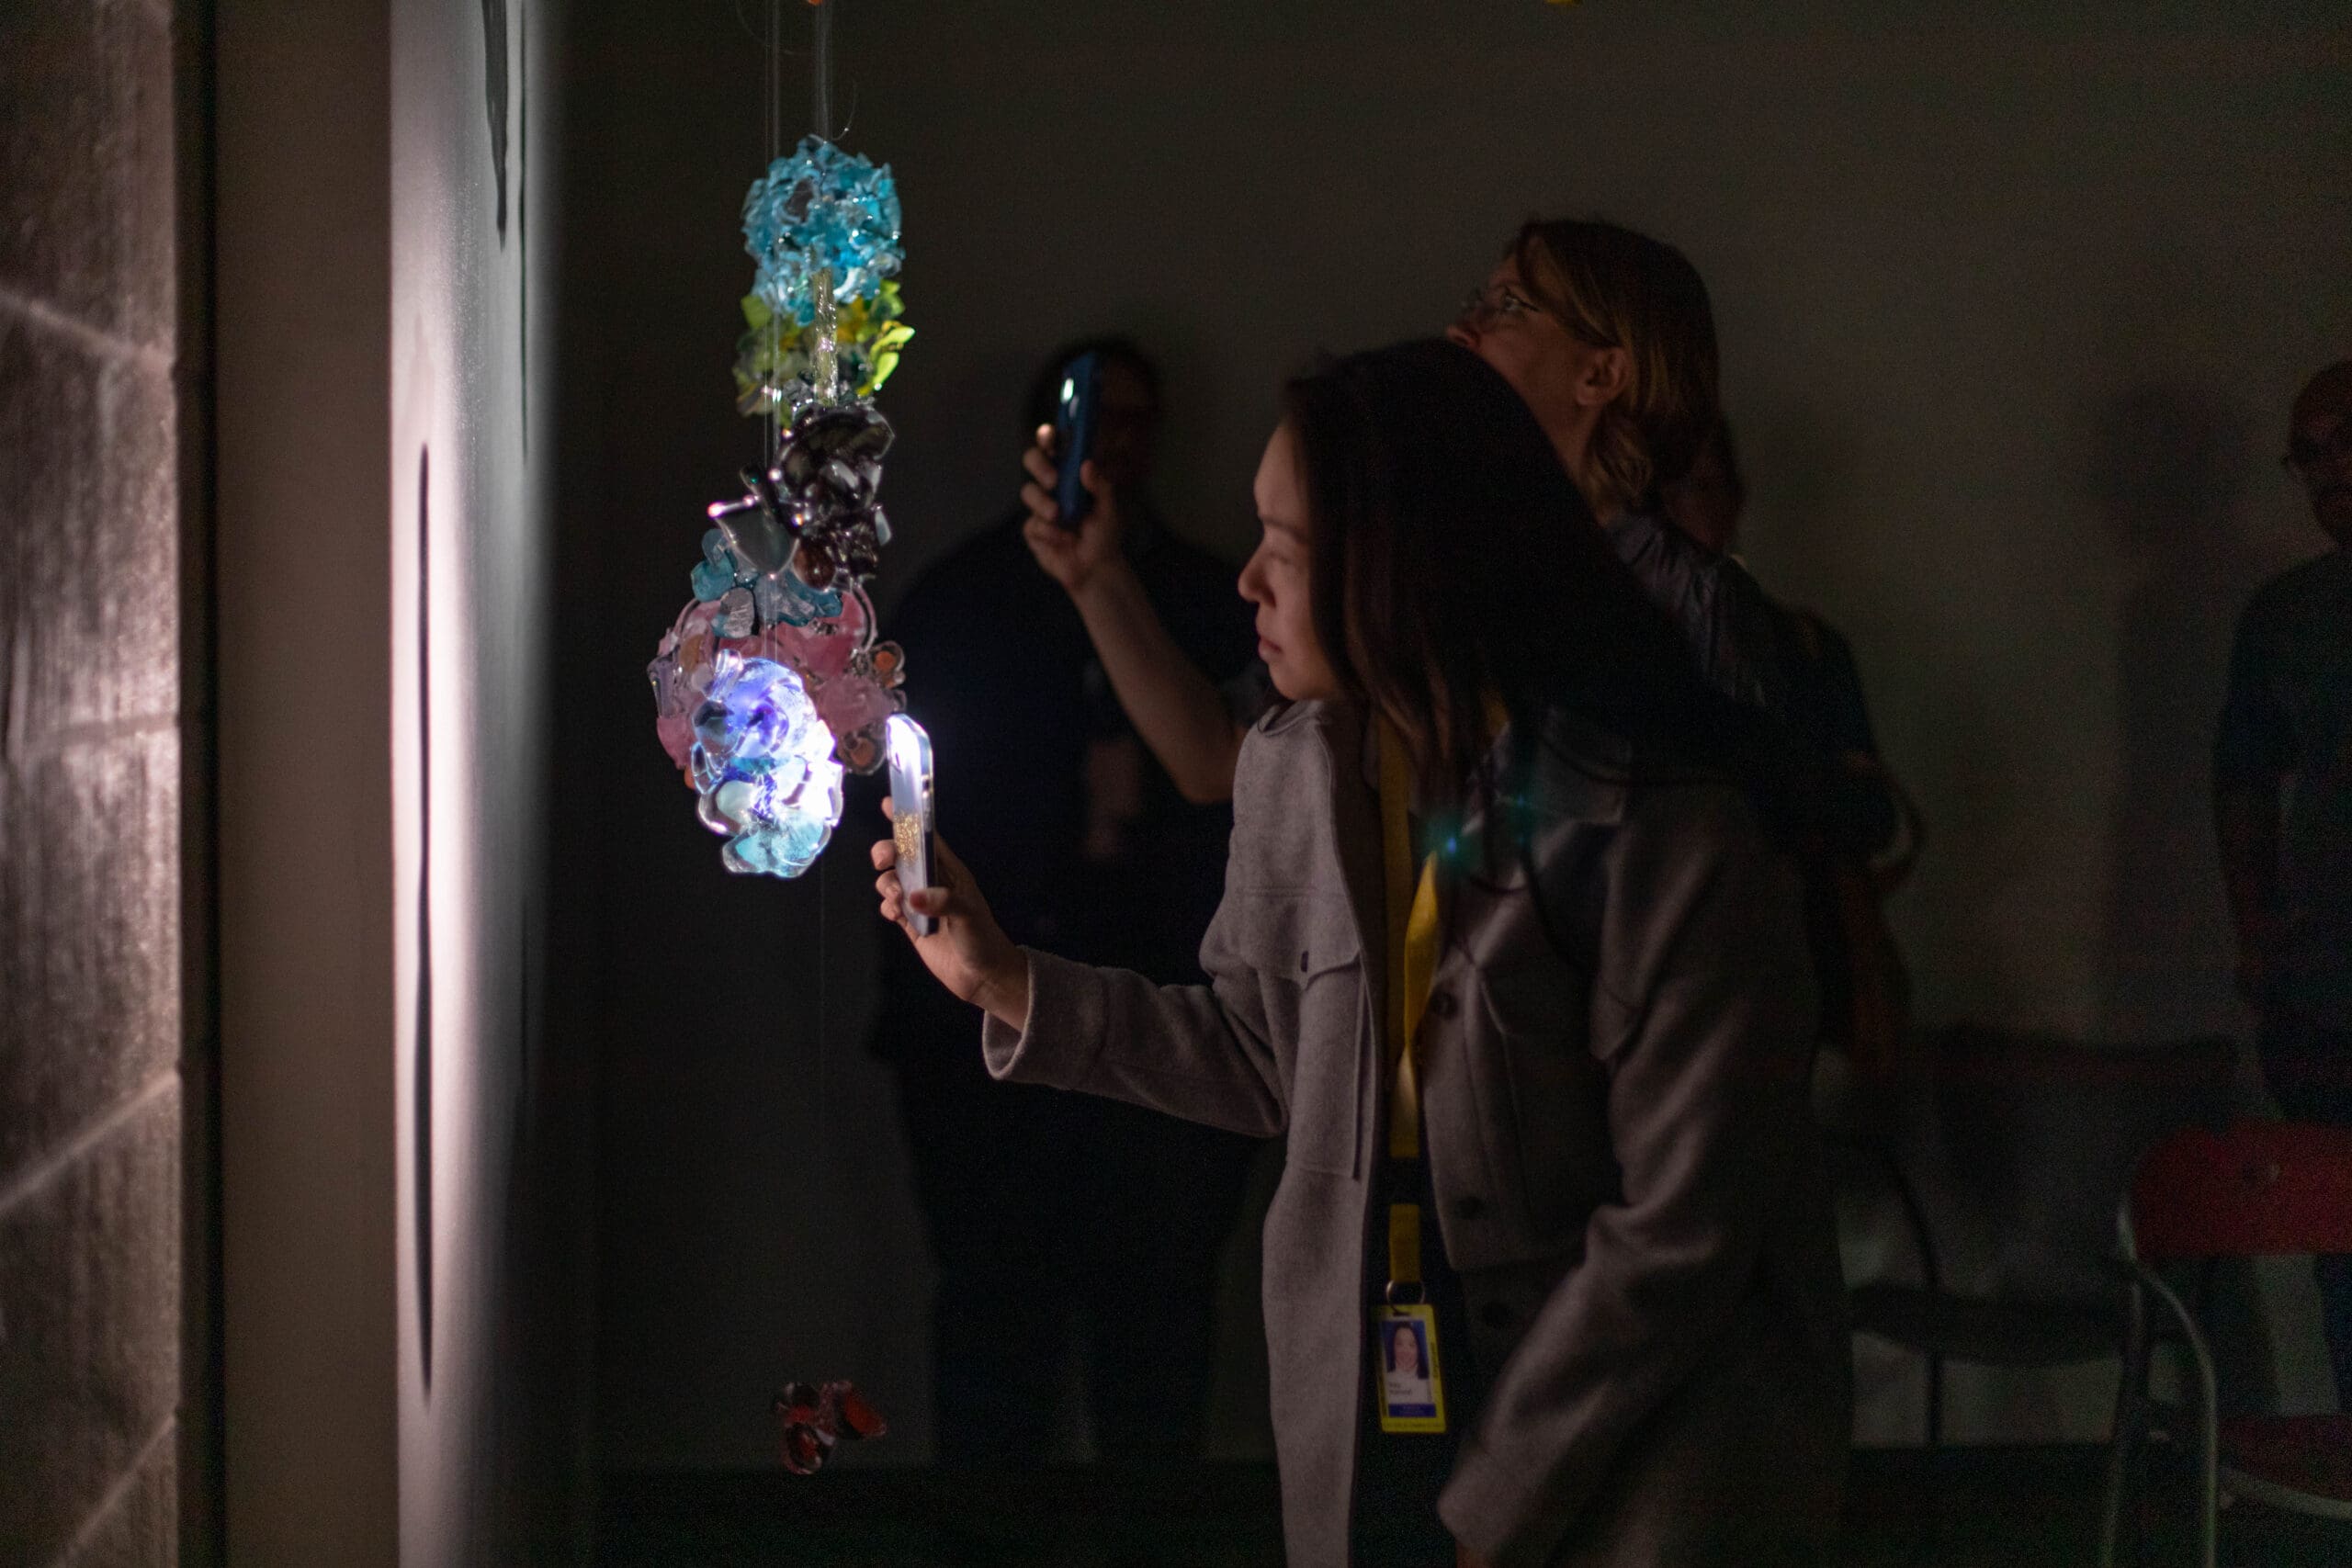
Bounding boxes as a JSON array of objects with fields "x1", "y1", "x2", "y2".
[{"x1": 687, "y1": 650, "x2": 845, "y2": 878}]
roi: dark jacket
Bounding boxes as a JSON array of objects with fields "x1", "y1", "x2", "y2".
[{"x1": 1606, "y1": 512, "x2": 1790, "y2": 718}]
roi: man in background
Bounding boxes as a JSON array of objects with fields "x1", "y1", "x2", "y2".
[
  {"x1": 869, "y1": 339, "x2": 1263, "y2": 1476},
  {"x1": 2214, "y1": 359, "x2": 2352, "y2": 1410}
]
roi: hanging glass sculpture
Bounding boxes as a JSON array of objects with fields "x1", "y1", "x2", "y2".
[{"x1": 646, "y1": 128, "x2": 913, "y2": 877}]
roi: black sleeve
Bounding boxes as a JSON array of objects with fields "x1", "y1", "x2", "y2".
[
  {"x1": 2213, "y1": 604, "x2": 2293, "y2": 786},
  {"x1": 1611, "y1": 515, "x2": 1792, "y2": 718},
  {"x1": 1793, "y1": 614, "x2": 1882, "y2": 762},
  {"x1": 1774, "y1": 610, "x2": 1898, "y2": 857}
]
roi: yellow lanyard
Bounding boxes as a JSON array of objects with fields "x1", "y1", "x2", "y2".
[
  {"x1": 1377, "y1": 720, "x2": 1442, "y2": 1164},
  {"x1": 1376, "y1": 705, "x2": 1507, "y2": 1295},
  {"x1": 1377, "y1": 720, "x2": 1442, "y2": 1298}
]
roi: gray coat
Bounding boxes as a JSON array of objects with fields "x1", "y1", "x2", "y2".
[{"x1": 982, "y1": 699, "x2": 1851, "y2": 1567}]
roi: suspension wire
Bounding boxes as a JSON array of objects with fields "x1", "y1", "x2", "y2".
[
  {"x1": 811, "y1": 0, "x2": 835, "y2": 140},
  {"x1": 750, "y1": 1, "x2": 855, "y2": 1276},
  {"x1": 763, "y1": 0, "x2": 782, "y2": 461},
  {"x1": 808, "y1": 0, "x2": 842, "y2": 402},
  {"x1": 811, "y1": 0, "x2": 836, "y2": 1248},
  {"x1": 807, "y1": 0, "x2": 836, "y2": 1286}
]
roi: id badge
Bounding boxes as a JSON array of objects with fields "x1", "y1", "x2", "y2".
[{"x1": 1373, "y1": 1303, "x2": 1446, "y2": 1433}]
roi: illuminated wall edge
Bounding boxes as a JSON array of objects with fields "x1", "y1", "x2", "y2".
[{"x1": 218, "y1": 1, "x2": 574, "y2": 1560}]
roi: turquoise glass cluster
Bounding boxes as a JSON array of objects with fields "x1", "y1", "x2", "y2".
[
  {"x1": 742, "y1": 135, "x2": 903, "y2": 324},
  {"x1": 692, "y1": 525, "x2": 843, "y2": 626}
]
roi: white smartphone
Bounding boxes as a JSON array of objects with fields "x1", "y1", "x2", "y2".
[{"x1": 886, "y1": 714, "x2": 936, "y2": 937}]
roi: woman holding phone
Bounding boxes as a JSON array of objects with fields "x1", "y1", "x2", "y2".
[{"x1": 876, "y1": 340, "x2": 1849, "y2": 1567}]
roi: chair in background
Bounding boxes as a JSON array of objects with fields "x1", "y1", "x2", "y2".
[
  {"x1": 1837, "y1": 1025, "x2": 2237, "y2": 1446},
  {"x1": 2104, "y1": 1119, "x2": 2352, "y2": 1568}
]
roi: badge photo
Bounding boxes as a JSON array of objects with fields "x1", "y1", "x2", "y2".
[{"x1": 1374, "y1": 1302, "x2": 1446, "y2": 1434}]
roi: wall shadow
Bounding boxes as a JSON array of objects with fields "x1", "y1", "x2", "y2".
[{"x1": 2088, "y1": 385, "x2": 2256, "y2": 1044}]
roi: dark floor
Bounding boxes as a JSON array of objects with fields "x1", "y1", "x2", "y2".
[{"x1": 597, "y1": 1447, "x2": 2346, "y2": 1566}]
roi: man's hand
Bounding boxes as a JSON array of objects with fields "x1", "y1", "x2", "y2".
[
  {"x1": 872, "y1": 808, "x2": 1031, "y2": 1031},
  {"x1": 1020, "y1": 423, "x2": 1125, "y2": 598}
]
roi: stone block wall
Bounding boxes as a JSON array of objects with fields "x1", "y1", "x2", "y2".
[{"x1": 0, "y1": 1, "x2": 187, "y2": 1563}]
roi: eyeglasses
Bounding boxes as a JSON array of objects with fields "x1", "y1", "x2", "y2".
[
  {"x1": 2284, "y1": 423, "x2": 2352, "y2": 479},
  {"x1": 1455, "y1": 281, "x2": 1540, "y2": 333}
]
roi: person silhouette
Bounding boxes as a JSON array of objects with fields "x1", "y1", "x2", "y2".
[
  {"x1": 867, "y1": 337, "x2": 1263, "y2": 1468},
  {"x1": 2214, "y1": 358, "x2": 2352, "y2": 1409}
]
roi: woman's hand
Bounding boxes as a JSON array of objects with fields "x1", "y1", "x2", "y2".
[
  {"x1": 872, "y1": 809, "x2": 1031, "y2": 1031},
  {"x1": 1020, "y1": 424, "x2": 1125, "y2": 599}
]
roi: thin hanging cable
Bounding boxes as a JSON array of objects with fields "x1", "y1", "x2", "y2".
[
  {"x1": 807, "y1": 0, "x2": 840, "y2": 402},
  {"x1": 818, "y1": 829, "x2": 830, "y2": 1200},
  {"x1": 763, "y1": 0, "x2": 782, "y2": 460},
  {"x1": 811, "y1": 0, "x2": 834, "y2": 139},
  {"x1": 808, "y1": 0, "x2": 834, "y2": 1264},
  {"x1": 812, "y1": 0, "x2": 834, "y2": 1230}
]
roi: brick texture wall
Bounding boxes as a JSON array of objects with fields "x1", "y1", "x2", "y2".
[{"x1": 0, "y1": 1, "x2": 187, "y2": 1564}]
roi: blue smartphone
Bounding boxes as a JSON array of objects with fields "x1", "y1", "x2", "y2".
[{"x1": 1051, "y1": 350, "x2": 1102, "y2": 529}]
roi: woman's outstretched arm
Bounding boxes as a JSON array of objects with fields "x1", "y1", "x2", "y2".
[{"x1": 873, "y1": 817, "x2": 1286, "y2": 1138}]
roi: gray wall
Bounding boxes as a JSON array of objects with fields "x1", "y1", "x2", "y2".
[
  {"x1": 1, "y1": 0, "x2": 194, "y2": 1562},
  {"x1": 217, "y1": 0, "x2": 396, "y2": 1553},
  {"x1": 389, "y1": 0, "x2": 581, "y2": 1560},
  {"x1": 218, "y1": 0, "x2": 582, "y2": 1561},
  {"x1": 563, "y1": 0, "x2": 2352, "y2": 1471}
]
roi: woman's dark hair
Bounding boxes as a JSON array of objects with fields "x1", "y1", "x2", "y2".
[{"x1": 1282, "y1": 338, "x2": 1789, "y2": 837}]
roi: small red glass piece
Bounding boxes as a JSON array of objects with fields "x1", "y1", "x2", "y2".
[
  {"x1": 772, "y1": 1378, "x2": 888, "y2": 1475},
  {"x1": 832, "y1": 1382, "x2": 888, "y2": 1441}
]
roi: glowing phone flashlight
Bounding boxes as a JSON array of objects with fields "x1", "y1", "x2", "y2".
[{"x1": 886, "y1": 714, "x2": 937, "y2": 937}]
